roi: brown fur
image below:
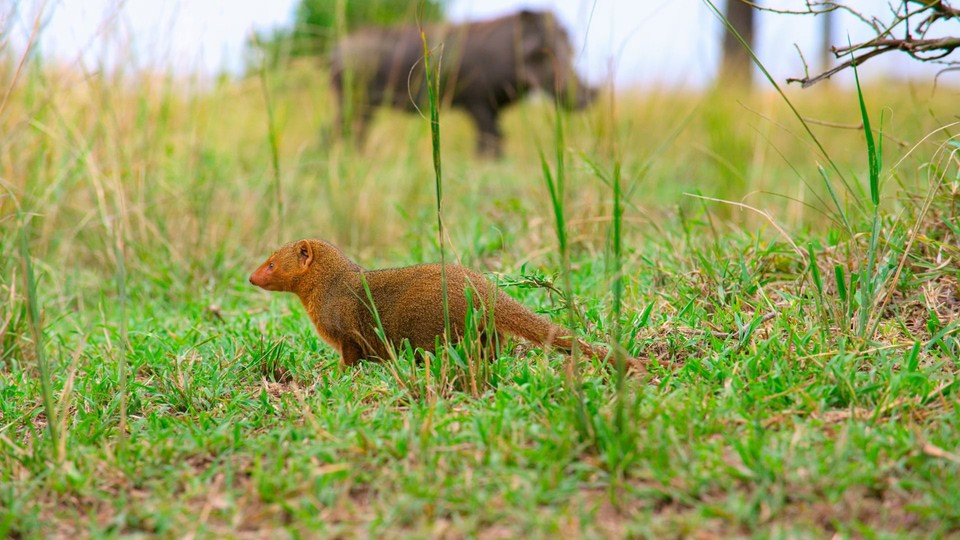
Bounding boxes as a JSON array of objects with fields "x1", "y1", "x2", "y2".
[{"x1": 250, "y1": 239, "x2": 634, "y2": 368}]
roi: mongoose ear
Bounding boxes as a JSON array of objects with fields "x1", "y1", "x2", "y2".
[{"x1": 297, "y1": 240, "x2": 313, "y2": 268}]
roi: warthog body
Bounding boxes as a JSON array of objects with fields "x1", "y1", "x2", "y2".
[{"x1": 330, "y1": 10, "x2": 595, "y2": 157}]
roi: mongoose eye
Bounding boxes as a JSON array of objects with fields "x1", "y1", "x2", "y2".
[{"x1": 268, "y1": 262, "x2": 275, "y2": 270}]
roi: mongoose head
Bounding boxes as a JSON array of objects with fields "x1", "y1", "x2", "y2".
[{"x1": 249, "y1": 239, "x2": 318, "y2": 292}]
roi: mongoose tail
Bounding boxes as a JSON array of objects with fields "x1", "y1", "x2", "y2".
[{"x1": 491, "y1": 290, "x2": 642, "y2": 370}]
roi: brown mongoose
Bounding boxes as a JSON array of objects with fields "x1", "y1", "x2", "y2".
[{"x1": 250, "y1": 239, "x2": 634, "y2": 368}]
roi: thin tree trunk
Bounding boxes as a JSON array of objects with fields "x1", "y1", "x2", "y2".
[
  {"x1": 819, "y1": 10, "x2": 834, "y2": 73},
  {"x1": 720, "y1": 0, "x2": 755, "y2": 85}
]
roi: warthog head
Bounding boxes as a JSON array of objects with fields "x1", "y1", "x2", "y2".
[{"x1": 516, "y1": 10, "x2": 596, "y2": 110}]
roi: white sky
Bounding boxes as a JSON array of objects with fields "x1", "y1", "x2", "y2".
[{"x1": 7, "y1": 0, "x2": 956, "y2": 88}]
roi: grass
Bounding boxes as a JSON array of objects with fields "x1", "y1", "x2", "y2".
[{"x1": 1, "y1": 13, "x2": 960, "y2": 538}]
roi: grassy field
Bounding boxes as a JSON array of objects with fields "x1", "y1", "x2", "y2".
[{"x1": 2, "y1": 24, "x2": 960, "y2": 538}]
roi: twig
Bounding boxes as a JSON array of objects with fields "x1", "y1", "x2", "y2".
[
  {"x1": 684, "y1": 193, "x2": 805, "y2": 259},
  {"x1": 681, "y1": 311, "x2": 778, "y2": 339},
  {"x1": 833, "y1": 36, "x2": 960, "y2": 56},
  {"x1": 801, "y1": 117, "x2": 909, "y2": 147},
  {"x1": 788, "y1": 46, "x2": 894, "y2": 88},
  {"x1": 922, "y1": 443, "x2": 960, "y2": 464}
]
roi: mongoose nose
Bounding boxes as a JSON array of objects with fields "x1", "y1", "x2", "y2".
[{"x1": 248, "y1": 275, "x2": 256, "y2": 285}]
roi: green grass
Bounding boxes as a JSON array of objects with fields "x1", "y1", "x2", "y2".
[{"x1": 1, "y1": 23, "x2": 960, "y2": 538}]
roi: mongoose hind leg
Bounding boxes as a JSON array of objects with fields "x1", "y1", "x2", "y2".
[{"x1": 481, "y1": 330, "x2": 505, "y2": 363}]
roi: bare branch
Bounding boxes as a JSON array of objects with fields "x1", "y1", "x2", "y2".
[
  {"x1": 907, "y1": 0, "x2": 960, "y2": 19},
  {"x1": 833, "y1": 36, "x2": 960, "y2": 56},
  {"x1": 750, "y1": 0, "x2": 960, "y2": 87},
  {"x1": 788, "y1": 46, "x2": 894, "y2": 87}
]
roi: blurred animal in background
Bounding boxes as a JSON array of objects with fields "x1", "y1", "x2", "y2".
[{"x1": 330, "y1": 9, "x2": 596, "y2": 158}]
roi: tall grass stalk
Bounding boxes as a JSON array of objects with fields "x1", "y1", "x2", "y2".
[
  {"x1": 87, "y1": 58, "x2": 132, "y2": 452},
  {"x1": 17, "y1": 212, "x2": 60, "y2": 462},
  {"x1": 601, "y1": 73, "x2": 626, "y2": 371},
  {"x1": 539, "y1": 109, "x2": 576, "y2": 349},
  {"x1": 585, "y1": 114, "x2": 643, "y2": 486},
  {"x1": 609, "y1": 162, "x2": 627, "y2": 368},
  {"x1": 420, "y1": 27, "x2": 452, "y2": 360},
  {"x1": 358, "y1": 273, "x2": 415, "y2": 396},
  {"x1": 541, "y1": 96, "x2": 592, "y2": 440},
  {"x1": 806, "y1": 242, "x2": 834, "y2": 335},
  {"x1": 851, "y1": 53, "x2": 883, "y2": 338},
  {"x1": 258, "y1": 45, "x2": 284, "y2": 245},
  {"x1": 605, "y1": 156, "x2": 634, "y2": 487},
  {"x1": 112, "y1": 215, "x2": 129, "y2": 452},
  {"x1": 585, "y1": 80, "x2": 630, "y2": 427},
  {"x1": 55, "y1": 334, "x2": 88, "y2": 461}
]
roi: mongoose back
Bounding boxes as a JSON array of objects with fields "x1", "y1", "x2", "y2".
[{"x1": 250, "y1": 239, "x2": 631, "y2": 368}]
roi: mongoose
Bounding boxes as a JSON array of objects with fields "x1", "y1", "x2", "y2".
[{"x1": 250, "y1": 239, "x2": 634, "y2": 368}]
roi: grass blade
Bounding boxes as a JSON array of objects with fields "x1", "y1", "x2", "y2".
[
  {"x1": 852, "y1": 44, "x2": 880, "y2": 207},
  {"x1": 420, "y1": 27, "x2": 451, "y2": 349},
  {"x1": 850, "y1": 44, "x2": 882, "y2": 337},
  {"x1": 17, "y1": 212, "x2": 60, "y2": 462}
]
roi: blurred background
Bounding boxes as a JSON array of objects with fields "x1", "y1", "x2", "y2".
[
  {"x1": 10, "y1": 0, "x2": 956, "y2": 88},
  {"x1": 1, "y1": 0, "x2": 957, "y2": 278},
  {"x1": 4, "y1": 5, "x2": 960, "y2": 537}
]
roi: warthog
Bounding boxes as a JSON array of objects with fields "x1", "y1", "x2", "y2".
[{"x1": 330, "y1": 9, "x2": 596, "y2": 157}]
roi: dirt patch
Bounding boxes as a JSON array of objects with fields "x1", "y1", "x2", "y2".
[
  {"x1": 772, "y1": 485, "x2": 930, "y2": 535},
  {"x1": 558, "y1": 477, "x2": 950, "y2": 539}
]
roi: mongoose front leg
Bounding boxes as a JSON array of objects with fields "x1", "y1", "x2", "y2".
[{"x1": 340, "y1": 340, "x2": 364, "y2": 367}]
